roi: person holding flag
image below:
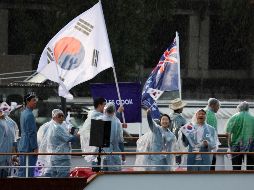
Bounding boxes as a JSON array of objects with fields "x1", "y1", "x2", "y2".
[
  {"x1": 136, "y1": 33, "x2": 181, "y2": 170},
  {"x1": 142, "y1": 32, "x2": 181, "y2": 119},
  {"x1": 179, "y1": 109, "x2": 217, "y2": 171},
  {"x1": 135, "y1": 109, "x2": 176, "y2": 171}
]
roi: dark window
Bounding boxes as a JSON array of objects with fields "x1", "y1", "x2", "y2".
[{"x1": 209, "y1": 13, "x2": 251, "y2": 70}]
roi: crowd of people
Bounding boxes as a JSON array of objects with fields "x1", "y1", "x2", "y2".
[
  {"x1": 1, "y1": 93, "x2": 254, "y2": 178},
  {"x1": 136, "y1": 99, "x2": 218, "y2": 171}
]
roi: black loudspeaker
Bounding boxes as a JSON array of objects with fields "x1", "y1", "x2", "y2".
[{"x1": 89, "y1": 119, "x2": 111, "y2": 147}]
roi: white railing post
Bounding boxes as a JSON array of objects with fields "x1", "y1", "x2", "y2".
[
  {"x1": 244, "y1": 153, "x2": 247, "y2": 170},
  {"x1": 25, "y1": 155, "x2": 29, "y2": 178}
]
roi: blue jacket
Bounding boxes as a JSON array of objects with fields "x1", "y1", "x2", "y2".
[{"x1": 18, "y1": 108, "x2": 38, "y2": 152}]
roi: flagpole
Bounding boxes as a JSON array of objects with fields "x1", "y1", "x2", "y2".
[
  {"x1": 176, "y1": 31, "x2": 182, "y2": 99},
  {"x1": 112, "y1": 66, "x2": 126, "y2": 124},
  {"x1": 99, "y1": 1, "x2": 126, "y2": 124}
]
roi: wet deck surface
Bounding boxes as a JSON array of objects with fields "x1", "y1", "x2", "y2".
[{"x1": 70, "y1": 146, "x2": 137, "y2": 171}]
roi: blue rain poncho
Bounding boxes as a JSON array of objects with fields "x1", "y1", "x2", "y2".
[
  {"x1": 0, "y1": 102, "x2": 19, "y2": 177},
  {"x1": 102, "y1": 103, "x2": 124, "y2": 171},
  {"x1": 169, "y1": 112, "x2": 187, "y2": 139},
  {"x1": 179, "y1": 111, "x2": 217, "y2": 171},
  {"x1": 0, "y1": 102, "x2": 19, "y2": 146},
  {"x1": 5, "y1": 116, "x2": 19, "y2": 145},
  {"x1": 36, "y1": 119, "x2": 77, "y2": 177},
  {"x1": 0, "y1": 117, "x2": 16, "y2": 177},
  {"x1": 35, "y1": 120, "x2": 52, "y2": 176},
  {"x1": 169, "y1": 112, "x2": 188, "y2": 166},
  {"x1": 35, "y1": 119, "x2": 73, "y2": 177},
  {"x1": 37, "y1": 121, "x2": 51, "y2": 148},
  {"x1": 79, "y1": 110, "x2": 104, "y2": 163},
  {"x1": 79, "y1": 103, "x2": 124, "y2": 171},
  {"x1": 37, "y1": 119, "x2": 72, "y2": 148},
  {"x1": 135, "y1": 111, "x2": 176, "y2": 171}
]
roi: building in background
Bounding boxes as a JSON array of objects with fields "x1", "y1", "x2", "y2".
[{"x1": 0, "y1": 0, "x2": 254, "y2": 100}]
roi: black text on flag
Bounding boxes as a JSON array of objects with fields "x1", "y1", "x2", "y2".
[
  {"x1": 92, "y1": 49, "x2": 99, "y2": 67},
  {"x1": 47, "y1": 47, "x2": 54, "y2": 64},
  {"x1": 74, "y1": 19, "x2": 94, "y2": 36}
]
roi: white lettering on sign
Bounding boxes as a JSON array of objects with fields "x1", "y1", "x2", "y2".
[{"x1": 106, "y1": 99, "x2": 133, "y2": 105}]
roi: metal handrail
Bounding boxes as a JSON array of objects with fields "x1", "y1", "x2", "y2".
[
  {"x1": 1, "y1": 151, "x2": 253, "y2": 178},
  {"x1": 1, "y1": 151, "x2": 254, "y2": 156},
  {"x1": 0, "y1": 70, "x2": 36, "y2": 76}
]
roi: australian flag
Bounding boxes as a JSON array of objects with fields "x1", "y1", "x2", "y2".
[{"x1": 142, "y1": 34, "x2": 180, "y2": 119}]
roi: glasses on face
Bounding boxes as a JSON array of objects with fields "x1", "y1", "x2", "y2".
[{"x1": 57, "y1": 114, "x2": 64, "y2": 118}]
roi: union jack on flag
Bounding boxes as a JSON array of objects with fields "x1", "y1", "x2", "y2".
[
  {"x1": 154, "y1": 37, "x2": 179, "y2": 91},
  {"x1": 142, "y1": 32, "x2": 180, "y2": 119}
]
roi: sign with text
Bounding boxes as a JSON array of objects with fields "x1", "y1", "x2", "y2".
[{"x1": 90, "y1": 82, "x2": 142, "y2": 123}]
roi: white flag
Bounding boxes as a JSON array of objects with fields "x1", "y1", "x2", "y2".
[{"x1": 37, "y1": 1, "x2": 114, "y2": 99}]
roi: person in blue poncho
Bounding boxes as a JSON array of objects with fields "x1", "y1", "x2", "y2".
[
  {"x1": 35, "y1": 109, "x2": 74, "y2": 177},
  {"x1": 39, "y1": 109, "x2": 79, "y2": 177},
  {"x1": 169, "y1": 98, "x2": 187, "y2": 166},
  {"x1": 179, "y1": 109, "x2": 217, "y2": 171},
  {"x1": 18, "y1": 93, "x2": 38, "y2": 177},
  {"x1": 135, "y1": 109, "x2": 176, "y2": 171},
  {"x1": 79, "y1": 97, "x2": 106, "y2": 164},
  {"x1": 0, "y1": 102, "x2": 17, "y2": 178},
  {"x1": 102, "y1": 102, "x2": 124, "y2": 171}
]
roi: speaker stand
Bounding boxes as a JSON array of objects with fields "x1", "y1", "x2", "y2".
[{"x1": 92, "y1": 147, "x2": 102, "y2": 172}]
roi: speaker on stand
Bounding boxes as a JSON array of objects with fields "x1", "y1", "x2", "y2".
[{"x1": 89, "y1": 119, "x2": 111, "y2": 172}]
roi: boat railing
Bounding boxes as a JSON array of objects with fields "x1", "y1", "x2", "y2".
[{"x1": 1, "y1": 151, "x2": 254, "y2": 177}]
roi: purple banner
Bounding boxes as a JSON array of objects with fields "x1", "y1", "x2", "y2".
[{"x1": 90, "y1": 82, "x2": 142, "y2": 123}]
